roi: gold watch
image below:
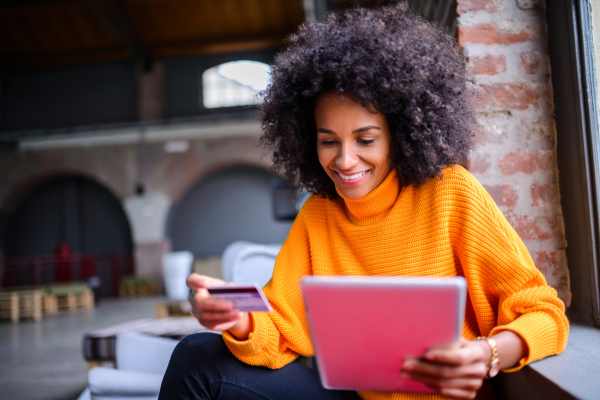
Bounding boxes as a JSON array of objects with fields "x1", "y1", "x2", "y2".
[{"x1": 475, "y1": 336, "x2": 500, "y2": 378}]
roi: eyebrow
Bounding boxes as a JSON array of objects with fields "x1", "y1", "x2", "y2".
[
  {"x1": 354, "y1": 125, "x2": 381, "y2": 133},
  {"x1": 317, "y1": 126, "x2": 382, "y2": 134}
]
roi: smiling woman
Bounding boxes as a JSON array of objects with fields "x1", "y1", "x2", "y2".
[{"x1": 160, "y1": 4, "x2": 568, "y2": 400}]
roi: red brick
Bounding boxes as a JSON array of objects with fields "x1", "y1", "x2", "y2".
[
  {"x1": 499, "y1": 149, "x2": 552, "y2": 175},
  {"x1": 535, "y1": 250, "x2": 558, "y2": 276},
  {"x1": 457, "y1": 0, "x2": 502, "y2": 15},
  {"x1": 466, "y1": 155, "x2": 491, "y2": 174},
  {"x1": 531, "y1": 183, "x2": 551, "y2": 207},
  {"x1": 467, "y1": 54, "x2": 507, "y2": 76},
  {"x1": 506, "y1": 216, "x2": 557, "y2": 241},
  {"x1": 479, "y1": 83, "x2": 541, "y2": 110},
  {"x1": 521, "y1": 52, "x2": 547, "y2": 75},
  {"x1": 458, "y1": 20, "x2": 544, "y2": 46},
  {"x1": 502, "y1": 185, "x2": 518, "y2": 209}
]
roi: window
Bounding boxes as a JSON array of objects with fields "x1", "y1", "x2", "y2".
[
  {"x1": 590, "y1": 1, "x2": 600, "y2": 128},
  {"x1": 201, "y1": 60, "x2": 271, "y2": 109},
  {"x1": 548, "y1": 0, "x2": 600, "y2": 326}
]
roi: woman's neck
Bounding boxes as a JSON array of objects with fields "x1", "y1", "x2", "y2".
[{"x1": 336, "y1": 168, "x2": 401, "y2": 224}]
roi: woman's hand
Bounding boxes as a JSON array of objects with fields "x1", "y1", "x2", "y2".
[
  {"x1": 402, "y1": 331, "x2": 527, "y2": 399},
  {"x1": 187, "y1": 273, "x2": 252, "y2": 340},
  {"x1": 401, "y1": 338, "x2": 490, "y2": 399}
]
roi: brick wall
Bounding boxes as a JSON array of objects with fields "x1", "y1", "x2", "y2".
[
  {"x1": 458, "y1": 0, "x2": 570, "y2": 304},
  {"x1": 0, "y1": 135, "x2": 268, "y2": 210}
]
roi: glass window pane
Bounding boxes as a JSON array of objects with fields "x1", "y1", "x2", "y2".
[{"x1": 201, "y1": 60, "x2": 271, "y2": 109}]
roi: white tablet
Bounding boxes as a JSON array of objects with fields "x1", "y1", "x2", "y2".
[{"x1": 301, "y1": 275, "x2": 467, "y2": 393}]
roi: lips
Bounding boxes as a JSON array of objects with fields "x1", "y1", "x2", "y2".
[{"x1": 334, "y1": 170, "x2": 370, "y2": 185}]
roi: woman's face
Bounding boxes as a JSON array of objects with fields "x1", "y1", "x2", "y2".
[{"x1": 315, "y1": 91, "x2": 392, "y2": 200}]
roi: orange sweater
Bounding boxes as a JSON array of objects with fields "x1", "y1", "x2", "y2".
[{"x1": 223, "y1": 166, "x2": 569, "y2": 400}]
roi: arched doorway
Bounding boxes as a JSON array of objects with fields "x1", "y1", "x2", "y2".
[
  {"x1": 3, "y1": 175, "x2": 133, "y2": 296},
  {"x1": 169, "y1": 167, "x2": 293, "y2": 257}
]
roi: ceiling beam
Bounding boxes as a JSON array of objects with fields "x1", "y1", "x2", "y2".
[
  {"x1": 79, "y1": 0, "x2": 146, "y2": 65},
  {"x1": 0, "y1": 36, "x2": 284, "y2": 71},
  {"x1": 0, "y1": 50, "x2": 132, "y2": 71},
  {"x1": 0, "y1": 0, "x2": 67, "y2": 10},
  {"x1": 152, "y1": 38, "x2": 284, "y2": 58},
  {"x1": 113, "y1": 0, "x2": 151, "y2": 71}
]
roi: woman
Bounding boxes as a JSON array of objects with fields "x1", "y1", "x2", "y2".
[{"x1": 159, "y1": 4, "x2": 568, "y2": 400}]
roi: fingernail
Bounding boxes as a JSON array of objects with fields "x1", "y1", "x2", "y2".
[
  {"x1": 229, "y1": 310, "x2": 241, "y2": 318},
  {"x1": 425, "y1": 353, "x2": 436, "y2": 361},
  {"x1": 400, "y1": 372, "x2": 411, "y2": 380},
  {"x1": 403, "y1": 361, "x2": 414, "y2": 371}
]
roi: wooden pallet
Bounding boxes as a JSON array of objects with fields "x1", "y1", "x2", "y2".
[
  {"x1": 0, "y1": 290, "x2": 43, "y2": 323},
  {"x1": 54, "y1": 291, "x2": 94, "y2": 311},
  {"x1": 155, "y1": 301, "x2": 192, "y2": 318},
  {"x1": 0, "y1": 283, "x2": 93, "y2": 316},
  {"x1": 45, "y1": 283, "x2": 94, "y2": 312},
  {"x1": 120, "y1": 276, "x2": 159, "y2": 297},
  {"x1": 44, "y1": 293, "x2": 58, "y2": 315}
]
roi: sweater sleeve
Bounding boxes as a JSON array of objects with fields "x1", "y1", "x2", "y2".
[
  {"x1": 221, "y1": 200, "x2": 315, "y2": 369},
  {"x1": 447, "y1": 169, "x2": 569, "y2": 372}
]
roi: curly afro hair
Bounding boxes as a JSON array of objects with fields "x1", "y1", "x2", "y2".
[{"x1": 259, "y1": 2, "x2": 476, "y2": 198}]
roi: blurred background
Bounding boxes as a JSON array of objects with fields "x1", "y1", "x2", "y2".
[
  {"x1": 0, "y1": 2, "x2": 458, "y2": 400},
  {"x1": 0, "y1": 0, "x2": 456, "y2": 299}
]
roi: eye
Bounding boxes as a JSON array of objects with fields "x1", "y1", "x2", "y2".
[
  {"x1": 358, "y1": 139, "x2": 374, "y2": 145},
  {"x1": 320, "y1": 140, "x2": 337, "y2": 146}
]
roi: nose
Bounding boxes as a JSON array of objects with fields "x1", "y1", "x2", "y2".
[{"x1": 335, "y1": 142, "x2": 359, "y2": 170}]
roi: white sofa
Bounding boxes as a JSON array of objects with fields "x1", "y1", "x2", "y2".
[
  {"x1": 221, "y1": 241, "x2": 282, "y2": 287},
  {"x1": 78, "y1": 332, "x2": 179, "y2": 400}
]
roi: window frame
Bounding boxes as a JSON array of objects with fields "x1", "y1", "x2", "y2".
[
  {"x1": 547, "y1": 0, "x2": 600, "y2": 327},
  {"x1": 164, "y1": 49, "x2": 277, "y2": 120}
]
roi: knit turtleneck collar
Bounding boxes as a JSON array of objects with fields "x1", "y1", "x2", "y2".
[{"x1": 336, "y1": 168, "x2": 401, "y2": 223}]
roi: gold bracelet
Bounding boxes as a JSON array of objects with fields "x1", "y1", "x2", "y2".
[{"x1": 475, "y1": 336, "x2": 500, "y2": 378}]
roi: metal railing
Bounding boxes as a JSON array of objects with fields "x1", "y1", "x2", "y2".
[{"x1": 0, "y1": 253, "x2": 134, "y2": 298}]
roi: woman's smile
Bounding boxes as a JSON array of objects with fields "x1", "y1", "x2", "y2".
[{"x1": 334, "y1": 170, "x2": 370, "y2": 185}]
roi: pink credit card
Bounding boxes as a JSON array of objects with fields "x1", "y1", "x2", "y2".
[{"x1": 207, "y1": 284, "x2": 273, "y2": 312}]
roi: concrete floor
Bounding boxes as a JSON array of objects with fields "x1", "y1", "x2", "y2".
[{"x1": 0, "y1": 296, "x2": 166, "y2": 400}]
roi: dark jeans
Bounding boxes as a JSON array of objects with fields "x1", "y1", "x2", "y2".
[{"x1": 159, "y1": 332, "x2": 361, "y2": 400}]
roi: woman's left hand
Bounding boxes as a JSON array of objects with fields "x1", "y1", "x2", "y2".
[{"x1": 401, "y1": 338, "x2": 491, "y2": 400}]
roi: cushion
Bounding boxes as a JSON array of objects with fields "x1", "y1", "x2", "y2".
[{"x1": 88, "y1": 367, "x2": 163, "y2": 396}]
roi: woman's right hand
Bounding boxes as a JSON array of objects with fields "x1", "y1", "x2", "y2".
[{"x1": 187, "y1": 273, "x2": 251, "y2": 339}]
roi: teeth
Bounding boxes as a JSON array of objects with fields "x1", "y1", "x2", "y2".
[{"x1": 338, "y1": 171, "x2": 366, "y2": 180}]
